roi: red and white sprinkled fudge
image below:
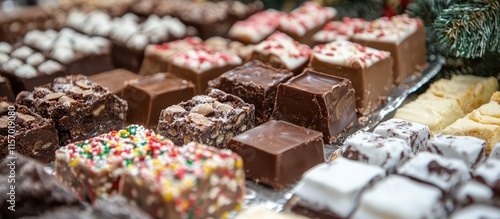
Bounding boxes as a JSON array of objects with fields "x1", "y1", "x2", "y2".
[
  {"x1": 309, "y1": 40, "x2": 393, "y2": 115},
  {"x1": 248, "y1": 32, "x2": 311, "y2": 74},
  {"x1": 351, "y1": 15, "x2": 426, "y2": 84},
  {"x1": 427, "y1": 134, "x2": 487, "y2": 168},
  {"x1": 168, "y1": 48, "x2": 242, "y2": 94},
  {"x1": 120, "y1": 141, "x2": 245, "y2": 219},
  {"x1": 397, "y1": 152, "x2": 471, "y2": 195},
  {"x1": 228, "y1": 9, "x2": 284, "y2": 44},
  {"x1": 312, "y1": 18, "x2": 368, "y2": 44},
  {"x1": 340, "y1": 131, "x2": 412, "y2": 173},
  {"x1": 373, "y1": 118, "x2": 431, "y2": 153},
  {"x1": 55, "y1": 125, "x2": 176, "y2": 203},
  {"x1": 279, "y1": 2, "x2": 337, "y2": 46}
]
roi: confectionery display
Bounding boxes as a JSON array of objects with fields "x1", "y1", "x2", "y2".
[
  {"x1": 0, "y1": 101, "x2": 59, "y2": 163},
  {"x1": 235, "y1": 205, "x2": 307, "y2": 219},
  {"x1": 0, "y1": 76, "x2": 15, "y2": 101},
  {"x1": 157, "y1": 89, "x2": 255, "y2": 148},
  {"x1": 16, "y1": 75, "x2": 128, "y2": 145},
  {"x1": 87, "y1": 68, "x2": 141, "y2": 97},
  {"x1": 373, "y1": 118, "x2": 430, "y2": 153},
  {"x1": 227, "y1": 120, "x2": 324, "y2": 189},
  {"x1": 350, "y1": 15, "x2": 426, "y2": 84},
  {"x1": 272, "y1": 69, "x2": 357, "y2": 143},
  {"x1": 427, "y1": 134, "x2": 486, "y2": 168},
  {"x1": 208, "y1": 61, "x2": 293, "y2": 125},
  {"x1": 309, "y1": 40, "x2": 393, "y2": 115},
  {"x1": 228, "y1": 9, "x2": 284, "y2": 44},
  {"x1": 312, "y1": 18, "x2": 367, "y2": 45},
  {"x1": 122, "y1": 73, "x2": 195, "y2": 128}
]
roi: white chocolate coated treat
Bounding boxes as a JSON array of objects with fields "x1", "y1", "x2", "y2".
[
  {"x1": 294, "y1": 158, "x2": 385, "y2": 218},
  {"x1": 455, "y1": 181, "x2": 496, "y2": 208},
  {"x1": 373, "y1": 118, "x2": 430, "y2": 153},
  {"x1": 312, "y1": 40, "x2": 390, "y2": 69},
  {"x1": 427, "y1": 134, "x2": 486, "y2": 168},
  {"x1": 450, "y1": 204, "x2": 500, "y2": 219},
  {"x1": 474, "y1": 158, "x2": 500, "y2": 188},
  {"x1": 234, "y1": 205, "x2": 308, "y2": 219},
  {"x1": 490, "y1": 143, "x2": 500, "y2": 160}
]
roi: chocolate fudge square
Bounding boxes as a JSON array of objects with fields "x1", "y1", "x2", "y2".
[
  {"x1": 122, "y1": 73, "x2": 195, "y2": 128},
  {"x1": 208, "y1": 61, "x2": 293, "y2": 125},
  {"x1": 157, "y1": 89, "x2": 255, "y2": 148},
  {"x1": 168, "y1": 49, "x2": 242, "y2": 94},
  {"x1": 227, "y1": 120, "x2": 324, "y2": 189},
  {"x1": 0, "y1": 154, "x2": 82, "y2": 219},
  {"x1": 16, "y1": 75, "x2": 128, "y2": 146},
  {"x1": 309, "y1": 40, "x2": 393, "y2": 115},
  {"x1": 0, "y1": 101, "x2": 59, "y2": 163},
  {"x1": 88, "y1": 68, "x2": 141, "y2": 97},
  {"x1": 0, "y1": 76, "x2": 15, "y2": 101},
  {"x1": 272, "y1": 69, "x2": 357, "y2": 144}
]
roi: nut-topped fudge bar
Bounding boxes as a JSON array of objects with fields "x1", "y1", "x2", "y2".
[
  {"x1": 121, "y1": 141, "x2": 245, "y2": 219},
  {"x1": 23, "y1": 28, "x2": 114, "y2": 75},
  {"x1": 309, "y1": 40, "x2": 393, "y2": 115},
  {"x1": 427, "y1": 134, "x2": 487, "y2": 168},
  {"x1": 373, "y1": 118, "x2": 430, "y2": 153},
  {"x1": 228, "y1": 9, "x2": 284, "y2": 44},
  {"x1": 278, "y1": 2, "x2": 338, "y2": 46},
  {"x1": 0, "y1": 42, "x2": 65, "y2": 94},
  {"x1": 55, "y1": 125, "x2": 176, "y2": 203},
  {"x1": 272, "y1": 69, "x2": 357, "y2": 144},
  {"x1": 0, "y1": 101, "x2": 59, "y2": 163},
  {"x1": 157, "y1": 89, "x2": 254, "y2": 148},
  {"x1": 168, "y1": 48, "x2": 243, "y2": 94},
  {"x1": 208, "y1": 61, "x2": 293, "y2": 125},
  {"x1": 227, "y1": 120, "x2": 324, "y2": 189},
  {"x1": 291, "y1": 158, "x2": 385, "y2": 219},
  {"x1": 351, "y1": 15, "x2": 426, "y2": 84},
  {"x1": 16, "y1": 75, "x2": 128, "y2": 145},
  {"x1": 0, "y1": 76, "x2": 15, "y2": 101},
  {"x1": 248, "y1": 32, "x2": 312, "y2": 75},
  {"x1": 312, "y1": 18, "x2": 368, "y2": 45}
]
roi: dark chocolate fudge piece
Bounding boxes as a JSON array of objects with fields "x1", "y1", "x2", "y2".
[
  {"x1": 272, "y1": 69, "x2": 357, "y2": 144},
  {"x1": 227, "y1": 120, "x2": 324, "y2": 189},
  {"x1": 88, "y1": 68, "x2": 142, "y2": 97},
  {"x1": 157, "y1": 89, "x2": 255, "y2": 148},
  {"x1": 208, "y1": 61, "x2": 293, "y2": 125},
  {"x1": 0, "y1": 154, "x2": 82, "y2": 219},
  {"x1": 122, "y1": 73, "x2": 195, "y2": 128},
  {"x1": 0, "y1": 101, "x2": 59, "y2": 163},
  {"x1": 16, "y1": 75, "x2": 128, "y2": 146},
  {"x1": 0, "y1": 76, "x2": 15, "y2": 101}
]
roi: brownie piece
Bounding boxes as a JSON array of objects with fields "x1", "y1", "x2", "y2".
[
  {"x1": 55, "y1": 125, "x2": 176, "y2": 203},
  {"x1": 87, "y1": 68, "x2": 142, "y2": 97},
  {"x1": 0, "y1": 101, "x2": 59, "y2": 163},
  {"x1": 309, "y1": 40, "x2": 393, "y2": 115},
  {"x1": 278, "y1": 2, "x2": 338, "y2": 46},
  {"x1": 340, "y1": 132, "x2": 412, "y2": 173},
  {"x1": 351, "y1": 175, "x2": 446, "y2": 219},
  {"x1": 248, "y1": 32, "x2": 312, "y2": 75},
  {"x1": 474, "y1": 159, "x2": 500, "y2": 198},
  {"x1": 122, "y1": 73, "x2": 195, "y2": 128},
  {"x1": 312, "y1": 18, "x2": 368, "y2": 45},
  {"x1": 168, "y1": 48, "x2": 243, "y2": 94},
  {"x1": 228, "y1": 9, "x2": 284, "y2": 44},
  {"x1": 16, "y1": 75, "x2": 128, "y2": 146},
  {"x1": 120, "y1": 141, "x2": 245, "y2": 219},
  {"x1": 450, "y1": 205, "x2": 500, "y2": 219},
  {"x1": 208, "y1": 61, "x2": 293, "y2": 125},
  {"x1": 0, "y1": 154, "x2": 82, "y2": 219},
  {"x1": 292, "y1": 158, "x2": 385, "y2": 219},
  {"x1": 157, "y1": 89, "x2": 255, "y2": 148},
  {"x1": 272, "y1": 69, "x2": 357, "y2": 144},
  {"x1": 0, "y1": 44, "x2": 66, "y2": 94},
  {"x1": 227, "y1": 120, "x2": 324, "y2": 189},
  {"x1": 351, "y1": 15, "x2": 426, "y2": 84},
  {"x1": 373, "y1": 118, "x2": 431, "y2": 153},
  {"x1": 0, "y1": 76, "x2": 15, "y2": 101},
  {"x1": 427, "y1": 134, "x2": 487, "y2": 168},
  {"x1": 23, "y1": 28, "x2": 114, "y2": 76}
]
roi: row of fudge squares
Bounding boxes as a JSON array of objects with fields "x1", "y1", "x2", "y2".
[{"x1": 54, "y1": 124, "x2": 245, "y2": 219}]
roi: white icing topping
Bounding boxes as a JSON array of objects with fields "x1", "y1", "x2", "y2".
[
  {"x1": 312, "y1": 40, "x2": 390, "y2": 69},
  {"x1": 229, "y1": 9, "x2": 283, "y2": 44},
  {"x1": 490, "y1": 143, "x2": 500, "y2": 161},
  {"x1": 373, "y1": 118, "x2": 430, "y2": 153},
  {"x1": 126, "y1": 34, "x2": 149, "y2": 50},
  {"x1": 2, "y1": 58, "x2": 23, "y2": 72},
  {"x1": 66, "y1": 11, "x2": 87, "y2": 28},
  {"x1": 279, "y1": 2, "x2": 337, "y2": 36},
  {"x1": 14, "y1": 64, "x2": 38, "y2": 79},
  {"x1": 171, "y1": 49, "x2": 242, "y2": 73},
  {"x1": 294, "y1": 158, "x2": 385, "y2": 217},
  {"x1": 0, "y1": 53, "x2": 9, "y2": 63},
  {"x1": 427, "y1": 134, "x2": 486, "y2": 168},
  {"x1": 161, "y1": 16, "x2": 187, "y2": 39},
  {"x1": 396, "y1": 152, "x2": 471, "y2": 193},
  {"x1": 352, "y1": 175, "x2": 446, "y2": 219},
  {"x1": 450, "y1": 205, "x2": 500, "y2": 219},
  {"x1": 24, "y1": 30, "x2": 56, "y2": 52},
  {"x1": 26, "y1": 53, "x2": 45, "y2": 66},
  {"x1": 455, "y1": 181, "x2": 494, "y2": 207},
  {"x1": 254, "y1": 32, "x2": 311, "y2": 71},
  {"x1": 38, "y1": 60, "x2": 63, "y2": 75},
  {"x1": 352, "y1": 14, "x2": 422, "y2": 44},
  {"x1": 0, "y1": 42, "x2": 12, "y2": 53},
  {"x1": 10, "y1": 46, "x2": 34, "y2": 60},
  {"x1": 73, "y1": 36, "x2": 101, "y2": 54},
  {"x1": 474, "y1": 159, "x2": 500, "y2": 186},
  {"x1": 51, "y1": 47, "x2": 75, "y2": 64},
  {"x1": 341, "y1": 131, "x2": 412, "y2": 173},
  {"x1": 312, "y1": 18, "x2": 368, "y2": 43}
]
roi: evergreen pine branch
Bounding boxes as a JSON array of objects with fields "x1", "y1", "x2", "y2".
[
  {"x1": 433, "y1": 0, "x2": 500, "y2": 58},
  {"x1": 439, "y1": 51, "x2": 500, "y2": 81},
  {"x1": 406, "y1": 0, "x2": 453, "y2": 27}
]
